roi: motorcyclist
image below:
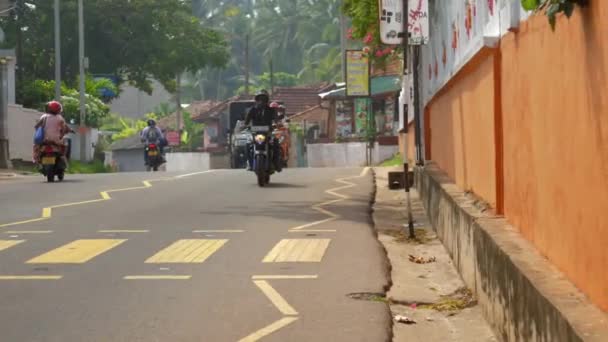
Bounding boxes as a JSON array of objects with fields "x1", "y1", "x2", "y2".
[
  {"x1": 244, "y1": 90, "x2": 281, "y2": 172},
  {"x1": 269, "y1": 102, "x2": 290, "y2": 166},
  {"x1": 140, "y1": 119, "x2": 165, "y2": 165},
  {"x1": 33, "y1": 101, "x2": 73, "y2": 165}
]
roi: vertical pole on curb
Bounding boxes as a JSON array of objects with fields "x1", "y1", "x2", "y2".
[
  {"x1": 77, "y1": 0, "x2": 86, "y2": 162},
  {"x1": 402, "y1": 0, "x2": 415, "y2": 239}
]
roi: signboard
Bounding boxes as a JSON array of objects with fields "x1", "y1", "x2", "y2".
[
  {"x1": 345, "y1": 50, "x2": 370, "y2": 97},
  {"x1": 378, "y1": 0, "x2": 404, "y2": 45},
  {"x1": 354, "y1": 98, "x2": 371, "y2": 136},
  {"x1": 408, "y1": 0, "x2": 429, "y2": 45},
  {"x1": 166, "y1": 131, "x2": 180, "y2": 146},
  {"x1": 378, "y1": 0, "x2": 429, "y2": 45}
]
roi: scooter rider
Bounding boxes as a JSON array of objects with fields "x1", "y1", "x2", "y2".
[
  {"x1": 140, "y1": 119, "x2": 164, "y2": 165},
  {"x1": 244, "y1": 90, "x2": 281, "y2": 172}
]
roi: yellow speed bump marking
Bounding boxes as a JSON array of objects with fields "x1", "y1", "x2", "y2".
[
  {"x1": 253, "y1": 280, "x2": 298, "y2": 316},
  {"x1": 27, "y1": 239, "x2": 126, "y2": 264},
  {"x1": 5, "y1": 231, "x2": 52, "y2": 234},
  {"x1": 263, "y1": 239, "x2": 330, "y2": 263},
  {"x1": 124, "y1": 275, "x2": 191, "y2": 280},
  {"x1": 145, "y1": 239, "x2": 227, "y2": 263},
  {"x1": 0, "y1": 240, "x2": 25, "y2": 252},
  {"x1": 192, "y1": 230, "x2": 244, "y2": 233},
  {"x1": 238, "y1": 317, "x2": 298, "y2": 342},
  {"x1": 0, "y1": 275, "x2": 62, "y2": 280},
  {"x1": 98, "y1": 230, "x2": 149, "y2": 233},
  {"x1": 252, "y1": 275, "x2": 318, "y2": 280}
]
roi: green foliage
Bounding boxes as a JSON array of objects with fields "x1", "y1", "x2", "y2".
[
  {"x1": 67, "y1": 160, "x2": 113, "y2": 174},
  {"x1": 235, "y1": 72, "x2": 298, "y2": 95},
  {"x1": 380, "y1": 154, "x2": 403, "y2": 167},
  {"x1": 521, "y1": 0, "x2": 589, "y2": 30},
  {"x1": 1, "y1": 0, "x2": 229, "y2": 94},
  {"x1": 180, "y1": 111, "x2": 205, "y2": 151}
]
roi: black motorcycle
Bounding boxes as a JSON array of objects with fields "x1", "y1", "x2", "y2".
[
  {"x1": 249, "y1": 126, "x2": 276, "y2": 187},
  {"x1": 40, "y1": 143, "x2": 67, "y2": 183},
  {"x1": 145, "y1": 143, "x2": 163, "y2": 172}
]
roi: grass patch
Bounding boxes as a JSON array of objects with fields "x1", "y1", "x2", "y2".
[
  {"x1": 380, "y1": 153, "x2": 403, "y2": 167},
  {"x1": 420, "y1": 287, "x2": 476, "y2": 312},
  {"x1": 67, "y1": 160, "x2": 113, "y2": 174}
]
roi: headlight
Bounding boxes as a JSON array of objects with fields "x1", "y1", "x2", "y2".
[{"x1": 255, "y1": 134, "x2": 266, "y2": 143}]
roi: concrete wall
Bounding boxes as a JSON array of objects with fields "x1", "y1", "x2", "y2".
[
  {"x1": 307, "y1": 142, "x2": 398, "y2": 168},
  {"x1": 416, "y1": 164, "x2": 608, "y2": 342},
  {"x1": 7, "y1": 104, "x2": 40, "y2": 161},
  {"x1": 500, "y1": 6, "x2": 608, "y2": 312},
  {"x1": 166, "y1": 152, "x2": 210, "y2": 172},
  {"x1": 112, "y1": 149, "x2": 146, "y2": 172},
  {"x1": 409, "y1": 3, "x2": 608, "y2": 313}
]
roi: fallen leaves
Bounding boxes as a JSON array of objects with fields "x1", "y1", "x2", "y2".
[{"x1": 409, "y1": 254, "x2": 437, "y2": 264}]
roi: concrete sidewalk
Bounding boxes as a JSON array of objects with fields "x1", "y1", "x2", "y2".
[{"x1": 373, "y1": 167, "x2": 496, "y2": 341}]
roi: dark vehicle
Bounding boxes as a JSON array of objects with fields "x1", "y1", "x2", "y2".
[
  {"x1": 249, "y1": 125, "x2": 276, "y2": 187},
  {"x1": 230, "y1": 121, "x2": 252, "y2": 169},
  {"x1": 145, "y1": 143, "x2": 163, "y2": 172},
  {"x1": 40, "y1": 143, "x2": 67, "y2": 183}
]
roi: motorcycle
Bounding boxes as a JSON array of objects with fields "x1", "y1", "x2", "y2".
[
  {"x1": 39, "y1": 142, "x2": 67, "y2": 183},
  {"x1": 272, "y1": 119, "x2": 290, "y2": 168},
  {"x1": 249, "y1": 125, "x2": 276, "y2": 187},
  {"x1": 145, "y1": 143, "x2": 163, "y2": 172},
  {"x1": 231, "y1": 125, "x2": 253, "y2": 169}
]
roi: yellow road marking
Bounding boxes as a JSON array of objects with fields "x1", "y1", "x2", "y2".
[
  {"x1": 98, "y1": 230, "x2": 149, "y2": 233},
  {"x1": 263, "y1": 239, "x2": 330, "y2": 263},
  {"x1": 252, "y1": 275, "x2": 318, "y2": 280},
  {"x1": 145, "y1": 239, "x2": 227, "y2": 263},
  {"x1": 27, "y1": 239, "x2": 126, "y2": 264},
  {"x1": 5, "y1": 231, "x2": 52, "y2": 234},
  {"x1": 253, "y1": 280, "x2": 298, "y2": 315},
  {"x1": 0, "y1": 275, "x2": 62, "y2": 280},
  {"x1": 238, "y1": 317, "x2": 298, "y2": 342},
  {"x1": 0, "y1": 240, "x2": 24, "y2": 252},
  {"x1": 0, "y1": 171, "x2": 218, "y2": 229},
  {"x1": 193, "y1": 230, "x2": 244, "y2": 233},
  {"x1": 124, "y1": 275, "x2": 191, "y2": 280}
]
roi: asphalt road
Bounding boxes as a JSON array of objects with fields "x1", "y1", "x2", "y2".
[{"x1": 0, "y1": 168, "x2": 391, "y2": 342}]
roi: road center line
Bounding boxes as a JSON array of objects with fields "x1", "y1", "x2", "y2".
[
  {"x1": 253, "y1": 280, "x2": 298, "y2": 316},
  {"x1": 0, "y1": 275, "x2": 62, "y2": 280},
  {"x1": 238, "y1": 317, "x2": 298, "y2": 342},
  {"x1": 4, "y1": 231, "x2": 52, "y2": 234}
]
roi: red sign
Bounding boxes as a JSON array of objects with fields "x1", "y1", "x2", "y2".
[{"x1": 166, "y1": 131, "x2": 180, "y2": 146}]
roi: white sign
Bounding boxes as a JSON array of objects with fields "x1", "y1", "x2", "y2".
[
  {"x1": 378, "y1": 0, "x2": 404, "y2": 45},
  {"x1": 408, "y1": 0, "x2": 429, "y2": 45}
]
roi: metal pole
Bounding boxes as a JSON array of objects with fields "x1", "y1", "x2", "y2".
[
  {"x1": 244, "y1": 34, "x2": 250, "y2": 96},
  {"x1": 0, "y1": 58, "x2": 10, "y2": 169},
  {"x1": 339, "y1": 10, "x2": 347, "y2": 82},
  {"x1": 54, "y1": 0, "x2": 61, "y2": 101},
  {"x1": 413, "y1": 46, "x2": 423, "y2": 166},
  {"x1": 176, "y1": 73, "x2": 182, "y2": 131},
  {"x1": 78, "y1": 0, "x2": 86, "y2": 162},
  {"x1": 402, "y1": 0, "x2": 415, "y2": 239}
]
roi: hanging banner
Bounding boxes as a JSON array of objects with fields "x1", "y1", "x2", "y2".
[
  {"x1": 354, "y1": 98, "x2": 371, "y2": 136},
  {"x1": 378, "y1": 0, "x2": 404, "y2": 45},
  {"x1": 408, "y1": 0, "x2": 429, "y2": 45},
  {"x1": 346, "y1": 50, "x2": 370, "y2": 97}
]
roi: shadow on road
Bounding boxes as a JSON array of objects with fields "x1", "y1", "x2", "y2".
[{"x1": 263, "y1": 183, "x2": 306, "y2": 189}]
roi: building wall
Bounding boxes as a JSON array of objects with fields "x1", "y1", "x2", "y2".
[
  {"x1": 307, "y1": 142, "x2": 397, "y2": 168},
  {"x1": 109, "y1": 80, "x2": 172, "y2": 119},
  {"x1": 500, "y1": 6, "x2": 608, "y2": 311},
  {"x1": 425, "y1": 51, "x2": 498, "y2": 208},
  {"x1": 414, "y1": 4, "x2": 608, "y2": 311},
  {"x1": 7, "y1": 104, "x2": 40, "y2": 161},
  {"x1": 112, "y1": 149, "x2": 146, "y2": 172}
]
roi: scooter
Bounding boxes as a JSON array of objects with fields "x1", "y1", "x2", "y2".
[{"x1": 39, "y1": 141, "x2": 68, "y2": 183}]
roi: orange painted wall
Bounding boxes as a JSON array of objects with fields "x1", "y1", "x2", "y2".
[
  {"x1": 501, "y1": 5, "x2": 608, "y2": 311},
  {"x1": 426, "y1": 52, "x2": 498, "y2": 208}
]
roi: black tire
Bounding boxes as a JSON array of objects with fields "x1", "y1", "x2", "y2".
[
  {"x1": 46, "y1": 170, "x2": 55, "y2": 183},
  {"x1": 57, "y1": 172, "x2": 64, "y2": 182},
  {"x1": 257, "y1": 172, "x2": 266, "y2": 187},
  {"x1": 153, "y1": 165, "x2": 159, "y2": 172},
  {"x1": 265, "y1": 174, "x2": 270, "y2": 185}
]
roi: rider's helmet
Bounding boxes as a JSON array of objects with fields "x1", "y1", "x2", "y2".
[
  {"x1": 147, "y1": 119, "x2": 156, "y2": 127},
  {"x1": 46, "y1": 101, "x2": 63, "y2": 115},
  {"x1": 254, "y1": 90, "x2": 270, "y2": 104}
]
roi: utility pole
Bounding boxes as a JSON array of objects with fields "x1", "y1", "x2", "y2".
[
  {"x1": 54, "y1": 0, "x2": 61, "y2": 101},
  {"x1": 244, "y1": 34, "x2": 250, "y2": 96},
  {"x1": 78, "y1": 0, "x2": 86, "y2": 162},
  {"x1": 0, "y1": 57, "x2": 10, "y2": 169},
  {"x1": 176, "y1": 73, "x2": 182, "y2": 131},
  {"x1": 339, "y1": 11, "x2": 347, "y2": 82},
  {"x1": 401, "y1": 0, "x2": 415, "y2": 239}
]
